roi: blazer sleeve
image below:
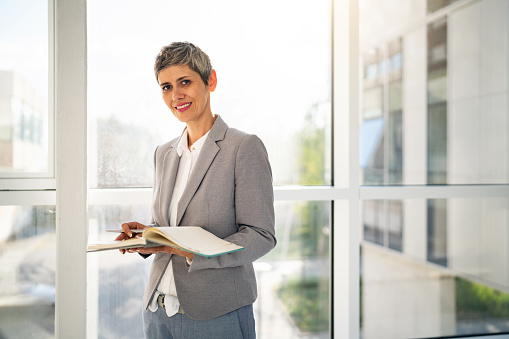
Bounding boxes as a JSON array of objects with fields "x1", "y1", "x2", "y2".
[
  {"x1": 188, "y1": 134, "x2": 276, "y2": 272},
  {"x1": 139, "y1": 146, "x2": 159, "y2": 260}
]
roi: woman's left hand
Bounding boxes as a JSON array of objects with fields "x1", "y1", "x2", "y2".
[{"x1": 132, "y1": 246, "x2": 194, "y2": 261}]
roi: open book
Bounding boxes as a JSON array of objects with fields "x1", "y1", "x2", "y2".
[{"x1": 87, "y1": 226, "x2": 244, "y2": 257}]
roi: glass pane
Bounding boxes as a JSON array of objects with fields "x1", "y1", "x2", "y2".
[
  {"x1": 0, "y1": 205, "x2": 55, "y2": 338},
  {"x1": 427, "y1": 0, "x2": 461, "y2": 14},
  {"x1": 87, "y1": 204, "x2": 152, "y2": 339},
  {"x1": 258, "y1": 201, "x2": 330, "y2": 338},
  {"x1": 361, "y1": 197, "x2": 509, "y2": 338},
  {"x1": 87, "y1": 201, "x2": 330, "y2": 338},
  {"x1": 362, "y1": 200, "x2": 403, "y2": 251},
  {"x1": 360, "y1": 0, "x2": 509, "y2": 185},
  {"x1": 0, "y1": 1, "x2": 49, "y2": 174},
  {"x1": 362, "y1": 200, "x2": 385, "y2": 246},
  {"x1": 87, "y1": 0, "x2": 331, "y2": 188},
  {"x1": 427, "y1": 18, "x2": 448, "y2": 185}
]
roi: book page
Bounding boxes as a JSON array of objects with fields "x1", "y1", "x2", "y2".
[
  {"x1": 87, "y1": 237, "x2": 147, "y2": 252},
  {"x1": 152, "y1": 227, "x2": 238, "y2": 252}
]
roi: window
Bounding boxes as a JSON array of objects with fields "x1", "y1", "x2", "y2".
[
  {"x1": 0, "y1": 1, "x2": 56, "y2": 338},
  {"x1": 362, "y1": 197, "x2": 509, "y2": 338},
  {"x1": 360, "y1": 39, "x2": 404, "y2": 186},
  {"x1": 360, "y1": 0, "x2": 509, "y2": 337},
  {"x1": 0, "y1": 0, "x2": 52, "y2": 177},
  {"x1": 387, "y1": 39, "x2": 403, "y2": 185},
  {"x1": 362, "y1": 200, "x2": 403, "y2": 252},
  {"x1": 0, "y1": 204, "x2": 56, "y2": 338},
  {"x1": 361, "y1": 3, "x2": 509, "y2": 186},
  {"x1": 87, "y1": 0, "x2": 331, "y2": 188},
  {"x1": 87, "y1": 0, "x2": 332, "y2": 337},
  {"x1": 88, "y1": 201, "x2": 331, "y2": 337},
  {"x1": 427, "y1": 18, "x2": 448, "y2": 185},
  {"x1": 427, "y1": 0, "x2": 461, "y2": 14}
]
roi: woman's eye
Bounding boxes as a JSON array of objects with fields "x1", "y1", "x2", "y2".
[
  {"x1": 162, "y1": 85, "x2": 171, "y2": 91},
  {"x1": 181, "y1": 80, "x2": 190, "y2": 85}
]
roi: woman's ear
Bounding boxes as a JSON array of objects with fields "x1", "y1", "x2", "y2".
[{"x1": 208, "y1": 69, "x2": 217, "y2": 92}]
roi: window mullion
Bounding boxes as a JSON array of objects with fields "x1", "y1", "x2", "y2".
[
  {"x1": 332, "y1": 0, "x2": 360, "y2": 338},
  {"x1": 55, "y1": 0, "x2": 87, "y2": 337}
]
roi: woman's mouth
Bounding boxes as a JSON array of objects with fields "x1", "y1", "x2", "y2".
[{"x1": 175, "y1": 102, "x2": 191, "y2": 113}]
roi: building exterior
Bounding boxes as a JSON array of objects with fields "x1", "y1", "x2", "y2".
[
  {"x1": 0, "y1": 70, "x2": 47, "y2": 173},
  {"x1": 360, "y1": 0, "x2": 509, "y2": 337}
]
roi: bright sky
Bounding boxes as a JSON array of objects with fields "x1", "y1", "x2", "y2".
[
  {"x1": 1, "y1": 0, "x2": 331, "y2": 183},
  {"x1": 86, "y1": 0, "x2": 331, "y2": 142},
  {"x1": 0, "y1": 0, "x2": 48, "y2": 97},
  {"x1": 0, "y1": 0, "x2": 331, "y2": 140}
]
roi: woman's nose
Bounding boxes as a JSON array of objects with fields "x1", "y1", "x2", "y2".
[{"x1": 172, "y1": 89, "x2": 184, "y2": 101}]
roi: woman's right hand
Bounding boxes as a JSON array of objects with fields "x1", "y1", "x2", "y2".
[{"x1": 115, "y1": 221, "x2": 149, "y2": 254}]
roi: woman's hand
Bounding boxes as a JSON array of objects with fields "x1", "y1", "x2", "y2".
[
  {"x1": 136, "y1": 246, "x2": 194, "y2": 262},
  {"x1": 115, "y1": 222, "x2": 194, "y2": 261},
  {"x1": 115, "y1": 221, "x2": 149, "y2": 254}
]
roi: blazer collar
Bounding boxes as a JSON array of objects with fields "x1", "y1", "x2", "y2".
[
  {"x1": 176, "y1": 115, "x2": 228, "y2": 225},
  {"x1": 173, "y1": 114, "x2": 227, "y2": 149},
  {"x1": 207, "y1": 114, "x2": 228, "y2": 143},
  {"x1": 159, "y1": 115, "x2": 228, "y2": 226}
]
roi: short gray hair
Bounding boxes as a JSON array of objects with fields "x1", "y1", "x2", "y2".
[{"x1": 154, "y1": 42, "x2": 212, "y2": 85}]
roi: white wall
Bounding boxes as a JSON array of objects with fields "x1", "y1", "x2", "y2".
[
  {"x1": 402, "y1": 25, "x2": 427, "y2": 186},
  {"x1": 481, "y1": 198, "x2": 509, "y2": 288},
  {"x1": 480, "y1": 0, "x2": 509, "y2": 184},
  {"x1": 359, "y1": 0, "x2": 425, "y2": 50},
  {"x1": 448, "y1": 0, "x2": 509, "y2": 290},
  {"x1": 362, "y1": 243, "x2": 456, "y2": 339},
  {"x1": 449, "y1": 1, "x2": 482, "y2": 184},
  {"x1": 449, "y1": 0, "x2": 509, "y2": 184},
  {"x1": 403, "y1": 199, "x2": 427, "y2": 260}
]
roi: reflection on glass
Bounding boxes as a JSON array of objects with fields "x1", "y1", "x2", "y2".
[
  {"x1": 427, "y1": 199, "x2": 447, "y2": 267},
  {"x1": 362, "y1": 200, "x2": 403, "y2": 251},
  {"x1": 0, "y1": 206, "x2": 55, "y2": 338},
  {"x1": 361, "y1": 47, "x2": 385, "y2": 185},
  {"x1": 87, "y1": 0, "x2": 331, "y2": 188},
  {"x1": 363, "y1": 200, "x2": 384, "y2": 246},
  {"x1": 87, "y1": 204, "x2": 152, "y2": 339},
  {"x1": 361, "y1": 198, "x2": 509, "y2": 338},
  {"x1": 360, "y1": 0, "x2": 509, "y2": 185},
  {"x1": 387, "y1": 39, "x2": 403, "y2": 185},
  {"x1": 388, "y1": 108, "x2": 402, "y2": 184},
  {"x1": 257, "y1": 201, "x2": 330, "y2": 338},
  {"x1": 87, "y1": 201, "x2": 330, "y2": 339},
  {"x1": 296, "y1": 105, "x2": 331, "y2": 186},
  {"x1": 427, "y1": 18, "x2": 448, "y2": 185},
  {"x1": 427, "y1": 0, "x2": 461, "y2": 14},
  {"x1": 94, "y1": 118, "x2": 157, "y2": 188},
  {"x1": 387, "y1": 200, "x2": 403, "y2": 251},
  {"x1": 361, "y1": 39, "x2": 403, "y2": 185},
  {"x1": 0, "y1": 1, "x2": 49, "y2": 174}
]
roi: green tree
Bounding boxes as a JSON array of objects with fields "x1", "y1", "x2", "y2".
[
  {"x1": 295, "y1": 102, "x2": 330, "y2": 258},
  {"x1": 297, "y1": 103, "x2": 328, "y2": 186},
  {"x1": 277, "y1": 102, "x2": 331, "y2": 333}
]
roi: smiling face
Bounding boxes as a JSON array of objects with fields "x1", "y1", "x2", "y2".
[{"x1": 158, "y1": 64, "x2": 217, "y2": 127}]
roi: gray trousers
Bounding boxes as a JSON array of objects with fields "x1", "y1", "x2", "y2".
[{"x1": 143, "y1": 304, "x2": 256, "y2": 339}]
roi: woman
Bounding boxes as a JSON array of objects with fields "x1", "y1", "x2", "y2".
[{"x1": 117, "y1": 41, "x2": 276, "y2": 339}]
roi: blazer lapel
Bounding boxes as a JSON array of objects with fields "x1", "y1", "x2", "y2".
[
  {"x1": 158, "y1": 140, "x2": 180, "y2": 226},
  {"x1": 176, "y1": 116, "x2": 228, "y2": 226}
]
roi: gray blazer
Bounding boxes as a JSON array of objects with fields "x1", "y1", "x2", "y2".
[{"x1": 142, "y1": 115, "x2": 276, "y2": 320}]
